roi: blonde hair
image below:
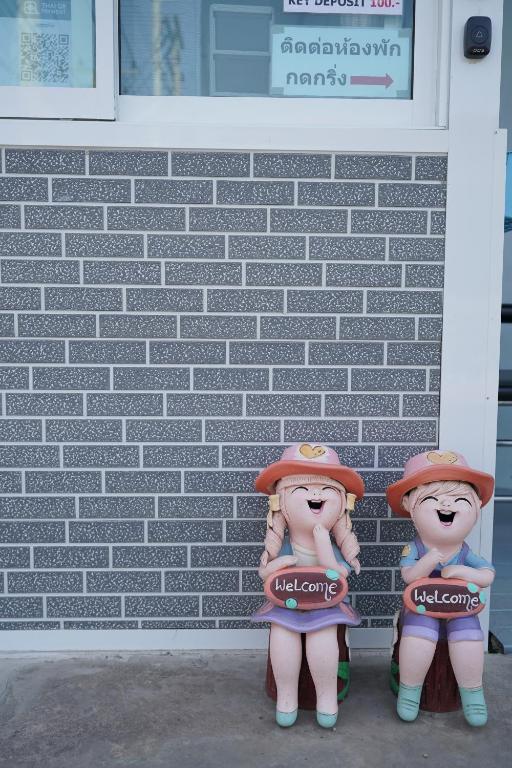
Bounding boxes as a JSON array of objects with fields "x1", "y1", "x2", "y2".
[
  {"x1": 405, "y1": 480, "x2": 480, "y2": 512},
  {"x1": 261, "y1": 477, "x2": 360, "y2": 566}
]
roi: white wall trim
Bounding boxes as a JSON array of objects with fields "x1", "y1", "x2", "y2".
[
  {"x1": 0, "y1": 628, "x2": 392, "y2": 654},
  {"x1": 0, "y1": 123, "x2": 449, "y2": 153}
]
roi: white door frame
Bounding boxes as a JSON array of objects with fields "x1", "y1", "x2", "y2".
[{"x1": 438, "y1": 0, "x2": 506, "y2": 641}]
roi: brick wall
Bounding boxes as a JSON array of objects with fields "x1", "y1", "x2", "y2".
[{"x1": 0, "y1": 148, "x2": 445, "y2": 632}]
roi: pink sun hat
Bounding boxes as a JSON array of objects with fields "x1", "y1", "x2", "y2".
[
  {"x1": 386, "y1": 449, "x2": 495, "y2": 518},
  {"x1": 255, "y1": 442, "x2": 365, "y2": 498}
]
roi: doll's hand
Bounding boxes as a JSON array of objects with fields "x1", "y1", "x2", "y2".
[
  {"x1": 313, "y1": 524, "x2": 331, "y2": 542},
  {"x1": 441, "y1": 565, "x2": 462, "y2": 579},
  {"x1": 423, "y1": 548, "x2": 443, "y2": 564},
  {"x1": 259, "y1": 554, "x2": 298, "y2": 582}
]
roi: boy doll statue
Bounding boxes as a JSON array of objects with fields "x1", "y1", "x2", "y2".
[
  {"x1": 386, "y1": 450, "x2": 495, "y2": 726},
  {"x1": 250, "y1": 443, "x2": 364, "y2": 728}
]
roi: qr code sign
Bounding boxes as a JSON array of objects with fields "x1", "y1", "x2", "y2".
[{"x1": 20, "y1": 31, "x2": 70, "y2": 85}]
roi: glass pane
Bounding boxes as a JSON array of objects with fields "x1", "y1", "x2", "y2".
[
  {"x1": 505, "y1": 153, "x2": 512, "y2": 231},
  {"x1": 503, "y1": 246, "x2": 512, "y2": 304},
  {"x1": 214, "y1": 10, "x2": 270, "y2": 51},
  {"x1": 489, "y1": 500, "x2": 512, "y2": 651},
  {"x1": 120, "y1": 0, "x2": 414, "y2": 98},
  {"x1": 214, "y1": 53, "x2": 269, "y2": 95},
  {"x1": 496, "y1": 445, "x2": 512, "y2": 496},
  {"x1": 500, "y1": 323, "x2": 512, "y2": 371},
  {"x1": 0, "y1": 0, "x2": 95, "y2": 88},
  {"x1": 492, "y1": 501, "x2": 512, "y2": 565},
  {"x1": 497, "y1": 405, "x2": 512, "y2": 441}
]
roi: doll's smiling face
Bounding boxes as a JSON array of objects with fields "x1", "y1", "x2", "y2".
[
  {"x1": 281, "y1": 482, "x2": 344, "y2": 534},
  {"x1": 403, "y1": 480, "x2": 481, "y2": 546}
]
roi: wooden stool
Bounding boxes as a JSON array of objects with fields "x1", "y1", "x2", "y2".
[
  {"x1": 390, "y1": 610, "x2": 461, "y2": 713},
  {"x1": 265, "y1": 625, "x2": 350, "y2": 711}
]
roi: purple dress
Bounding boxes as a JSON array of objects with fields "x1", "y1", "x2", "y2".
[{"x1": 250, "y1": 535, "x2": 362, "y2": 633}]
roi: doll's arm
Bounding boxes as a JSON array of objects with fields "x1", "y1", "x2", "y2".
[
  {"x1": 313, "y1": 525, "x2": 349, "y2": 578},
  {"x1": 440, "y1": 565, "x2": 495, "y2": 586},
  {"x1": 401, "y1": 548, "x2": 444, "y2": 584},
  {"x1": 441, "y1": 548, "x2": 496, "y2": 586},
  {"x1": 258, "y1": 550, "x2": 297, "y2": 582}
]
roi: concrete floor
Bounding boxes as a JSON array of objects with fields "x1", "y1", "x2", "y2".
[{"x1": 0, "y1": 651, "x2": 511, "y2": 768}]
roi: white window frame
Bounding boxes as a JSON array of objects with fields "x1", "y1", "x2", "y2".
[
  {"x1": 118, "y1": 0, "x2": 446, "y2": 130},
  {"x1": 0, "y1": 0, "x2": 115, "y2": 120}
]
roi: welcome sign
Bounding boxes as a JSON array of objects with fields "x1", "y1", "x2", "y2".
[
  {"x1": 403, "y1": 578, "x2": 487, "y2": 620},
  {"x1": 265, "y1": 567, "x2": 348, "y2": 610}
]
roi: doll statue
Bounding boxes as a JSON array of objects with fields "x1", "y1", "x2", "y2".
[
  {"x1": 386, "y1": 450, "x2": 495, "y2": 727},
  {"x1": 250, "y1": 443, "x2": 364, "y2": 728}
]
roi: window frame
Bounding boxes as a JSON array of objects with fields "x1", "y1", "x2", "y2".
[
  {"x1": 0, "y1": 0, "x2": 115, "y2": 120},
  {"x1": 117, "y1": 0, "x2": 447, "y2": 129},
  {"x1": 0, "y1": 0, "x2": 447, "y2": 128}
]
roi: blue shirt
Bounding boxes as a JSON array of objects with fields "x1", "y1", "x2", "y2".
[
  {"x1": 399, "y1": 540, "x2": 495, "y2": 571},
  {"x1": 278, "y1": 534, "x2": 352, "y2": 574}
]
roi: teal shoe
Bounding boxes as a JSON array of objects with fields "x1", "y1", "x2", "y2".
[
  {"x1": 459, "y1": 686, "x2": 488, "y2": 727},
  {"x1": 316, "y1": 710, "x2": 338, "y2": 729},
  {"x1": 276, "y1": 708, "x2": 298, "y2": 728},
  {"x1": 397, "y1": 682, "x2": 422, "y2": 722}
]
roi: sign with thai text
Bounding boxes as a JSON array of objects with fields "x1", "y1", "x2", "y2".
[
  {"x1": 403, "y1": 578, "x2": 487, "y2": 620},
  {"x1": 271, "y1": 26, "x2": 411, "y2": 98},
  {"x1": 265, "y1": 566, "x2": 348, "y2": 610},
  {"x1": 0, "y1": 0, "x2": 94, "y2": 88},
  {"x1": 283, "y1": 0, "x2": 403, "y2": 15}
]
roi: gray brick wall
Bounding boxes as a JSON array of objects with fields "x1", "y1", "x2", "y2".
[{"x1": 0, "y1": 148, "x2": 446, "y2": 632}]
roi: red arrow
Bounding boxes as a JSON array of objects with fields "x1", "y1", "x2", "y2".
[{"x1": 350, "y1": 73, "x2": 394, "y2": 89}]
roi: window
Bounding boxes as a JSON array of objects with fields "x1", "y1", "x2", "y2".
[
  {"x1": 120, "y1": 0, "x2": 415, "y2": 100},
  {"x1": 0, "y1": 0, "x2": 443, "y2": 126},
  {"x1": 0, "y1": 0, "x2": 114, "y2": 119},
  {"x1": 210, "y1": 5, "x2": 274, "y2": 97}
]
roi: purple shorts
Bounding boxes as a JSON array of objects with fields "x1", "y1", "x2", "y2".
[{"x1": 401, "y1": 607, "x2": 483, "y2": 643}]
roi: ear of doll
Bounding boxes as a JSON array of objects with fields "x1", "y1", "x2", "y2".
[
  {"x1": 278, "y1": 489, "x2": 291, "y2": 524},
  {"x1": 402, "y1": 492, "x2": 412, "y2": 515}
]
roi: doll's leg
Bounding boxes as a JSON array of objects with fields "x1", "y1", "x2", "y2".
[
  {"x1": 396, "y1": 636, "x2": 437, "y2": 722},
  {"x1": 305, "y1": 625, "x2": 339, "y2": 719},
  {"x1": 448, "y1": 639, "x2": 484, "y2": 688},
  {"x1": 399, "y1": 636, "x2": 437, "y2": 686},
  {"x1": 448, "y1": 639, "x2": 487, "y2": 726},
  {"x1": 269, "y1": 623, "x2": 302, "y2": 718}
]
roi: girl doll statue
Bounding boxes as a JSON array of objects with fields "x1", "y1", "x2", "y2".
[
  {"x1": 386, "y1": 450, "x2": 495, "y2": 727},
  {"x1": 250, "y1": 443, "x2": 364, "y2": 728}
]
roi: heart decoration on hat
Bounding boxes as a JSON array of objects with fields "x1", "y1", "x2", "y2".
[
  {"x1": 299, "y1": 443, "x2": 327, "y2": 459},
  {"x1": 426, "y1": 451, "x2": 458, "y2": 465}
]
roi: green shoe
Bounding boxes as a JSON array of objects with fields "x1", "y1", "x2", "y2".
[
  {"x1": 316, "y1": 710, "x2": 338, "y2": 729},
  {"x1": 459, "y1": 686, "x2": 488, "y2": 727},
  {"x1": 276, "y1": 708, "x2": 298, "y2": 728},
  {"x1": 397, "y1": 682, "x2": 422, "y2": 722}
]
